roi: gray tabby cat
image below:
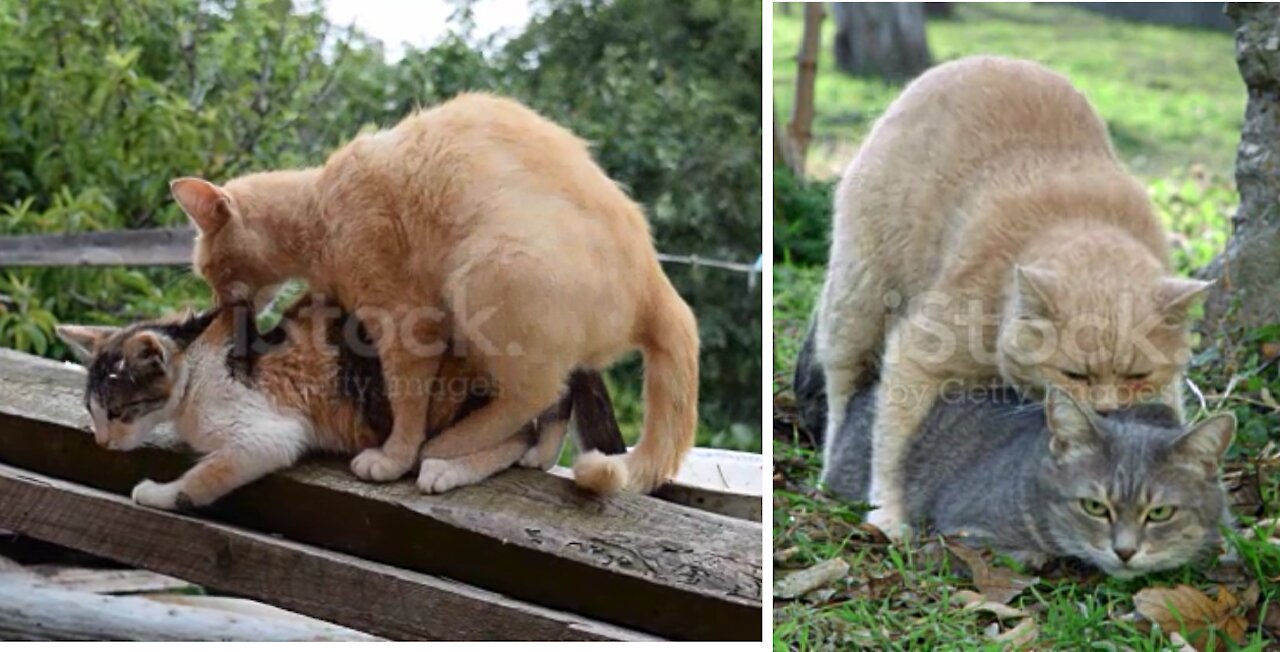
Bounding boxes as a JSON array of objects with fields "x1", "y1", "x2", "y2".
[{"x1": 822, "y1": 384, "x2": 1234, "y2": 578}]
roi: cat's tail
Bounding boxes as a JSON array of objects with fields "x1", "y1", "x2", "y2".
[{"x1": 573, "y1": 278, "x2": 699, "y2": 493}]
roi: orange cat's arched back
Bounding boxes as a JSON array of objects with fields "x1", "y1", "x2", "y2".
[{"x1": 170, "y1": 93, "x2": 699, "y2": 494}]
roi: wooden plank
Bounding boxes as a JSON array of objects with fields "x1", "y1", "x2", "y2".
[
  {"x1": 25, "y1": 566, "x2": 196, "y2": 595},
  {"x1": 0, "y1": 464, "x2": 654, "y2": 642},
  {"x1": 0, "y1": 228, "x2": 194, "y2": 267},
  {"x1": 0, "y1": 554, "x2": 27, "y2": 574},
  {"x1": 0, "y1": 349, "x2": 762, "y2": 640},
  {"x1": 141, "y1": 595, "x2": 370, "y2": 630},
  {"x1": 548, "y1": 466, "x2": 761, "y2": 522},
  {"x1": 0, "y1": 571, "x2": 379, "y2": 641}
]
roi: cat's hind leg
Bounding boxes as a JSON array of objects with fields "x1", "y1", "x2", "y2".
[
  {"x1": 419, "y1": 356, "x2": 572, "y2": 462},
  {"x1": 518, "y1": 392, "x2": 573, "y2": 470},
  {"x1": 864, "y1": 323, "x2": 943, "y2": 541},
  {"x1": 417, "y1": 432, "x2": 531, "y2": 494}
]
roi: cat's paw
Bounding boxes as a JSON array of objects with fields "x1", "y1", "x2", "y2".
[
  {"x1": 518, "y1": 443, "x2": 558, "y2": 470},
  {"x1": 866, "y1": 506, "x2": 913, "y2": 541},
  {"x1": 416, "y1": 459, "x2": 478, "y2": 494},
  {"x1": 351, "y1": 448, "x2": 414, "y2": 482},
  {"x1": 131, "y1": 480, "x2": 183, "y2": 511}
]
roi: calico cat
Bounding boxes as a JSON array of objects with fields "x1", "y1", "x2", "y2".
[
  {"x1": 823, "y1": 384, "x2": 1234, "y2": 578},
  {"x1": 55, "y1": 296, "x2": 622, "y2": 509},
  {"x1": 167, "y1": 92, "x2": 699, "y2": 495},
  {"x1": 813, "y1": 56, "x2": 1209, "y2": 538}
]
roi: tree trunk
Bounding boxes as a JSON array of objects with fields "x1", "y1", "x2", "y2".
[
  {"x1": 785, "y1": 3, "x2": 825, "y2": 179},
  {"x1": 830, "y1": 2, "x2": 930, "y2": 80},
  {"x1": 1200, "y1": 3, "x2": 1280, "y2": 337},
  {"x1": 774, "y1": 110, "x2": 799, "y2": 175}
]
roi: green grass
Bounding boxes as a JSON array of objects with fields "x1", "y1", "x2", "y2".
[
  {"x1": 774, "y1": 3, "x2": 1244, "y2": 181},
  {"x1": 773, "y1": 4, "x2": 1278, "y2": 649}
]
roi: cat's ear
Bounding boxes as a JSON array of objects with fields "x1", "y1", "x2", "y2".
[
  {"x1": 1171, "y1": 413, "x2": 1234, "y2": 475},
  {"x1": 123, "y1": 331, "x2": 170, "y2": 367},
  {"x1": 1013, "y1": 265, "x2": 1058, "y2": 318},
  {"x1": 1157, "y1": 277, "x2": 1213, "y2": 323},
  {"x1": 171, "y1": 177, "x2": 233, "y2": 235},
  {"x1": 56, "y1": 325, "x2": 117, "y2": 362},
  {"x1": 1045, "y1": 386, "x2": 1101, "y2": 459}
]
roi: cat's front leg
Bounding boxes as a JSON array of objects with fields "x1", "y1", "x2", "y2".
[
  {"x1": 131, "y1": 479, "x2": 187, "y2": 511},
  {"x1": 866, "y1": 329, "x2": 943, "y2": 541},
  {"x1": 350, "y1": 310, "x2": 443, "y2": 483},
  {"x1": 1162, "y1": 376, "x2": 1186, "y2": 423},
  {"x1": 131, "y1": 427, "x2": 307, "y2": 510},
  {"x1": 418, "y1": 432, "x2": 530, "y2": 494}
]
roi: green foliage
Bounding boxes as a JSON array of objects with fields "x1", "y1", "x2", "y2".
[
  {"x1": 772, "y1": 165, "x2": 832, "y2": 266},
  {"x1": 0, "y1": 0, "x2": 761, "y2": 448},
  {"x1": 1149, "y1": 168, "x2": 1237, "y2": 276}
]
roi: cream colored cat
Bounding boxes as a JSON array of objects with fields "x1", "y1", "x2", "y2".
[
  {"x1": 814, "y1": 56, "x2": 1209, "y2": 539},
  {"x1": 169, "y1": 93, "x2": 699, "y2": 495}
]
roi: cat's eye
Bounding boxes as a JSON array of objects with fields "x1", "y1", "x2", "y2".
[
  {"x1": 1079, "y1": 498, "x2": 1110, "y2": 519},
  {"x1": 1145, "y1": 505, "x2": 1177, "y2": 522},
  {"x1": 1061, "y1": 370, "x2": 1089, "y2": 383},
  {"x1": 1124, "y1": 372, "x2": 1151, "y2": 381}
]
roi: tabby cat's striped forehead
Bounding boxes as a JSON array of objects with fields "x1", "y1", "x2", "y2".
[{"x1": 82, "y1": 308, "x2": 222, "y2": 423}]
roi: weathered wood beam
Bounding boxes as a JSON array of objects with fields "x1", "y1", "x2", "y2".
[
  {"x1": 0, "y1": 463, "x2": 652, "y2": 642},
  {"x1": 0, "y1": 349, "x2": 762, "y2": 640},
  {"x1": 25, "y1": 566, "x2": 195, "y2": 595},
  {"x1": 0, "y1": 228, "x2": 195, "y2": 267},
  {"x1": 0, "y1": 574, "x2": 379, "y2": 641}
]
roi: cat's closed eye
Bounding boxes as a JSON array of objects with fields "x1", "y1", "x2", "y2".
[
  {"x1": 1124, "y1": 372, "x2": 1151, "y2": 382},
  {"x1": 1061, "y1": 369, "x2": 1089, "y2": 383}
]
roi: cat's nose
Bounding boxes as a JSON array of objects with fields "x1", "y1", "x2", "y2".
[{"x1": 1113, "y1": 546, "x2": 1136, "y2": 562}]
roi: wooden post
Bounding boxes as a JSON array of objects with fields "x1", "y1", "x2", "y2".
[{"x1": 787, "y1": 2, "x2": 825, "y2": 179}]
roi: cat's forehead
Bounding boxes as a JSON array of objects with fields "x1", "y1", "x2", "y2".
[{"x1": 1072, "y1": 420, "x2": 1208, "y2": 496}]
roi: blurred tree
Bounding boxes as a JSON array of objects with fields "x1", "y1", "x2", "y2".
[
  {"x1": 498, "y1": 0, "x2": 764, "y2": 441},
  {"x1": 1200, "y1": 3, "x2": 1280, "y2": 337},
  {"x1": 830, "y1": 2, "x2": 929, "y2": 80},
  {"x1": 783, "y1": 2, "x2": 823, "y2": 179}
]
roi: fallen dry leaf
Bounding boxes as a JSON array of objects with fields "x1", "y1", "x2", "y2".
[
  {"x1": 1133, "y1": 584, "x2": 1248, "y2": 651},
  {"x1": 991, "y1": 617, "x2": 1038, "y2": 648},
  {"x1": 954, "y1": 589, "x2": 1027, "y2": 620},
  {"x1": 946, "y1": 541, "x2": 1039, "y2": 604},
  {"x1": 1261, "y1": 341, "x2": 1280, "y2": 360},
  {"x1": 857, "y1": 522, "x2": 889, "y2": 543},
  {"x1": 774, "y1": 558, "x2": 850, "y2": 600}
]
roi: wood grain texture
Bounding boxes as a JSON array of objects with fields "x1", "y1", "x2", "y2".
[
  {"x1": 25, "y1": 566, "x2": 195, "y2": 595},
  {"x1": 0, "y1": 569, "x2": 379, "y2": 641},
  {"x1": 0, "y1": 228, "x2": 195, "y2": 267},
  {"x1": 0, "y1": 464, "x2": 653, "y2": 641},
  {"x1": 0, "y1": 349, "x2": 762, "y2": 640}
]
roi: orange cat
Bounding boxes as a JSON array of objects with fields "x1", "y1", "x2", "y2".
[{"x1": 169, "y1": 93, "x2": 699, "y2": 494}]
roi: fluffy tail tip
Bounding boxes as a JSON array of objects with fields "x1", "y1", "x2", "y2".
[{"x1": 572, "y1": 450, "x2": 629, "y2": 493}]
